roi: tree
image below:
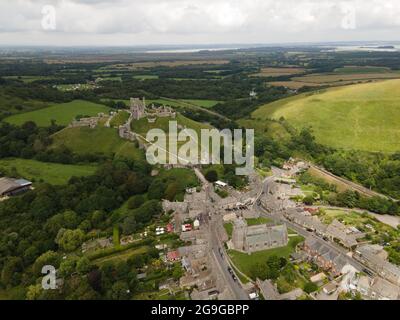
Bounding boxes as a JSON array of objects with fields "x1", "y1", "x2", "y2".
[
  {"x1": 127, "y1": 195, "x2": 145, "y2": 209},
  {"x1": 303, "y1": 195, "x2": 315, "y2": 206},
  {"x1": 148, "y1": 180, "x2": 166, "y2": 200},
  {"x1": 122, "y1": 215, "x2": 137, "y2": 235},
  {"x1": 304, "y1": 282, "x2": 318, "y2": 294},
  {"x1": 26, "y1": 284, "x2": 43, "y2": 300},
  {"x1": 164, "y1": 182, "x2": 179, "y2": 201},
  {"x1": 108, "y1": 281, "x2": 130, "y2": 300},
  {"x1": 76, "y1": 257, "x2": 91, "y2": 275},
  {"x1": 55, "y1": 229, "x2": 85, "y2": 252},
  {"x1": 265, "y1": 255, "x2": 281, "y2": 280},
  {"x1": 32, "y1": 251, "x2": 61, "y2": 276},
  {"x1": 205, "y1": 170, "x2": 218, "y2": 182},
  {"x1": 59, "y1": 258, "x2": 78, "y2": 277},
  {"x1": 1, "y1": 257, "x2": 23, "y2": 286},
  {"x1": 87, "y1": 269, "x2": 102, "y2": 292}
]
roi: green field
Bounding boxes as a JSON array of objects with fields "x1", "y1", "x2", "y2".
[
  {"x1": 333, "y1": 66, "x2": 392, "y2": 74},
  {"x1": 4, "y1": 75, "x2": 57, "y2": 83},
  {"x1": 133, "y1": 75, "x2": 159, "y2": 80},
  {"x1": 228, "y1": 236, "x2": 304, "y2": 279},
  {"x1": 0, "y1": 158, "x2": 97, "y2": 185},
  {"x1": 51, "y1": 126, "x2": 144, "y2": 160},
  {"x1": 251, "y1": 80, "x2": 400, "y2": 152},
  {"x1": 246, "y1": 217, "x2": 272, "y2": 226},
  {"x1": 180, "y1": 99, "x2": 221, "y2": 108},
  {"x1": 4, "y1": 100, "x2": 111, "y2": 127},
  {"x1": 109, "y1": 110, "x2": 130, "y2": 127}
]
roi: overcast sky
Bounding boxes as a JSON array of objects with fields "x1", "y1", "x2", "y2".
[{"x1": 0, "y1": 0, "x2": 399, "y2": 46}]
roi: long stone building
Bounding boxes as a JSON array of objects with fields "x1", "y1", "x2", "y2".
[{"x1": 232, "y1": 219, "x2": 288, "y2": 253}]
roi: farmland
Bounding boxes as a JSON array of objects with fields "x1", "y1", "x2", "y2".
[
  {"x1": 0, "y1": 158, "x2": 97, "y2": 185},
  {"x1": 4, "y1": 100, "x2": 111, "y2": 127},
  {"x1": 252, "y1": 80, "x2": 400, "y2": 152},
  {"x1": 180, "y1": 99, "x2": 221, "y2": 108},
  {"x1": 252, "y1": 67, "x2": 305, "y2": 77},
  {"x1": 267, "y1": 65, "x2": 400, "y2": 89}
]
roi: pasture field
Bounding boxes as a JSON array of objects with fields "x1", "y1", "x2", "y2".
[
  {"x1": 291, "y1": 72, "x2": 400, "y2": 84},
  {"x1": 133, "y1": 75, "x2": 159, "y2": 80},
  {"x1": 0, "y1": 158, "x2": 97, "y2": 185},
  {"x1": 4, "y1": 100, "x2": 111, "y2": 127},
  {"x1": 180, "y1": 99, "x2": 221, "y2": 108},
  {"x1": 98, "y1": 60, "x2": 229, "y2": 71},
  {"x1": 51, "y1": 126, "x2": 144, "y2": 160},
  {"x1": 0, "y1": 91, "x2": 49, "y2": 117},
  {"x1": 252, "y1": 67, "x2": 305, "y2": 77},
  {"x1": 268, "y1": 81, "x2": 326, "y2": 89},
  {"x1": 252, "y1": 80, "x2": 400, "y2": 152},
  {"x1": 238, "y1": 118, "x2": 291, "y2": 141},
  {"x1": 268, "y1": 66, "x2": 400, "y2": 89},
  {"x1": 333, "y1": 66, "x2": 392, "y2": 74}
]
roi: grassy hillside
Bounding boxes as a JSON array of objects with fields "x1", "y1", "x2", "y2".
[
  {"x1": 251, "y1": 80, "x2": 400, "y2": 153},
  {"x1": 51, "y1": 126, "x2": 144, "y2": 161},
  {"x1": 0, "y1": 158, "x2": 97, "y2": 185},
  {"x1": 131, "y1": 113, "x2": 212, "y2": 136},
  {"x1": 4, "y1": 100, "x2": 111, "y2": 127},
  {"x1": 109, "y1": 110, "x2": 130, "y2": 127}
]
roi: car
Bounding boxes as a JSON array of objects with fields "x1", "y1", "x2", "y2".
[{"x1": 363, "y1": 268, "x2": 374, "y2": 277}]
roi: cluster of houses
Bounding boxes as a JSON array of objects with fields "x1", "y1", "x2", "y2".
[
  {"x1": 284, "y1": 207, "x2": 364, "y2": 249},
  {"x1": 257, "y1": 278, "x2": 304, "y2": 300},
  {"x1": 354, "y1": 244, "x2": 400, "y2": 286}
]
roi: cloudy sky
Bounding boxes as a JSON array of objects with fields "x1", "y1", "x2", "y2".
[{"x1": 0, "y1": 0, "x2": 400, "y2": 46}]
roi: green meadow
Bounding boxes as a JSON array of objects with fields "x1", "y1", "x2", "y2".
[
  {"x1": 5, "y1": 100, "x2": 111, "y2": 127},
  {"x1": 0, "y1": 158, "x2": 97, "y2": 185},
  {"x1": 251, "y1": 79, "x2": 400, "y2": 153},
  {"x1": 180, "y1": 99, "x2": 221, "y2": 108}
]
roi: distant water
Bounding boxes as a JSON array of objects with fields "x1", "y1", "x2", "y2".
[
  {"x1": 323, "y1": 45, "x2": 400, "y2": 52},
  {"x1": 145, "y1": 47, "x2": 238, "y2": 53}
]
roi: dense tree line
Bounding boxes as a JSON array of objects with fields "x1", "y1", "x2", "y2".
[
  {"x1": 212, "y1": 85, "x2": 289, "y2": 119},
  {"x1": 0, "y1": 160, "x2": 152, "y2": 292}
]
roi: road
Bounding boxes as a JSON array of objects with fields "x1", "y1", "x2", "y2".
[
  {"x1": 194, "y1": 167, "x2": 249, "y2": 300},
  {"x1": 209, "y1": 220, "x2": 249, "y2": 300}
]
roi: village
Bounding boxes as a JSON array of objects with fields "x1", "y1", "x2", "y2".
[
  {"x1": 2, "y1": 134, "x2": 400, "y2": 300},
  {"x1": 2, "y1": 99, "x2": 400, "y2": 300},
  {"x1": 70, "y1": 155, "x2": 400, "y2": 301}
]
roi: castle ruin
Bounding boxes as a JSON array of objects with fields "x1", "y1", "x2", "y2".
[{"x1": 130, "y1": 97, "x2": 176, "y2": 122}]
